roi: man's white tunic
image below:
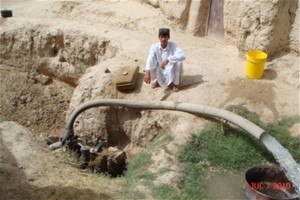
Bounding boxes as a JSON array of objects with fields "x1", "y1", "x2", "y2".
[{"x1": 145, "y1": 41, "x2": 185, "y2": 88}]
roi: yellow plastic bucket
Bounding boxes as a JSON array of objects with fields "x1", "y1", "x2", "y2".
[{"x1": 245, "y1": 50, "x2": 267, "y2": 79}]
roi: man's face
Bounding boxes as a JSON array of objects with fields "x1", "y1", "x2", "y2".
[{"x1": 159, "y1": 35, "x2": 169, "y2": 48}]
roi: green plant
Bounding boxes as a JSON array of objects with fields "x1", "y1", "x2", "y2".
[
  {"x1": 180, "y1": 122, "x2": 273, "y2": 171},
  {"x1": 178, "y1": 104, "x2": 300, "y2": 199},
  {"x1": 118, "y1": 104, "x2": 299, "y2": 199},
  {"x1": 125, "y1": 150, "x2": 155, "y2": 180},
  {"x1": 121, "y1": 134, "x2": 175, "y2": 199},
  {"x1": 265, "y1": 115, "x2": 300, "y2": 163},
  {"x1": 152, "y1": 184, "x2": 180, "y2": 200}
]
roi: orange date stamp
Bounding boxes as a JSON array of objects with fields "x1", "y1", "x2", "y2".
[{"x1": 250, "y1": 182, "x2": 292, "y2": 190}]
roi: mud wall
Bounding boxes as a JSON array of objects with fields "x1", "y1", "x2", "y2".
[
  {"x1": 235, "y1": 0, "x2": 299, "y2": 56},
  {"x1": 0, "y1": 24, "x2": 117, "y2": 86},
  {"x1": 223, "y1": 0, "x2": 241, "y2": 45},
  {"x1": 228, "y1": 0, "x2": 298, "y2": 55},
  {"x1": 289, "y1": 0, "x2": 300, "y2": 54},
  {"x1": 186, "y1": 0, "x2": 210, "y2": 36},
  {"x1": 145, "y1": 0, "x2": 299, "y2": 57}
]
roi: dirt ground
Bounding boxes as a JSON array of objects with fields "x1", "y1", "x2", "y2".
[{"x1": 0, "y1": 0, "x2": 299, "y2": 199}]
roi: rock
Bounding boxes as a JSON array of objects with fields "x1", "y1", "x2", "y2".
[
  {"x1": 49, "y1": 141, "x2": 62, "y2": 150},
  {"x1": 87, "y1": 147, "x2": 127, "y2": 176}
]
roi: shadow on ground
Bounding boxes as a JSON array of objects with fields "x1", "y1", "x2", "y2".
[
  {"x1": 263, "y1": 69, "x2": 277, "y2": 80},
  {"x1": 160, "y1": 74, "x2": 204, "y2": 101}
]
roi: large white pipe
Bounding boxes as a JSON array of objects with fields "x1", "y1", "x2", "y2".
[
  {"x1": 63, "y1": 99, "x2": 265, "y2": 141},
  {"x1": 62, "y1": 99, "x2": 300, "y2": 195}
]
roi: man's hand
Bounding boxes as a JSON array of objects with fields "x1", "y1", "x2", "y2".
[
  {"x1": 144, "y1": 70, "x2": 151, "y2": 84},
  {"x1": 160, "y1": 59, "x2": 169, "y2": 69}
]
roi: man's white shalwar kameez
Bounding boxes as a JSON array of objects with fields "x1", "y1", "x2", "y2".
[{"x1": 145, "y1": 41, "x2": 185, "y2": 89}]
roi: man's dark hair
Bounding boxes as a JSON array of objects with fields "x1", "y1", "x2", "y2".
[{"x1": 159, "y1": 28, "x2": 170, "y2": 37}]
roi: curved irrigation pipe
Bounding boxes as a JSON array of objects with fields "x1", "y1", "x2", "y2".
[
  {"x1": 63, "y1": 99, "x2": 265, "y2": 140},
  {"x1": 62, "y1": 99, "x2": 300, "y2": 194}
]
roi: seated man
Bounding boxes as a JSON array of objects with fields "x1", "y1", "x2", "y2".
[{"x1": 144, "y1": 28, "x2": 185, "y2": 92}]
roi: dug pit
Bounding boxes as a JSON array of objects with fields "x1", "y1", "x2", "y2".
[
  {"x1": 0, "y1": 25, "x2": 118, "y2": 135},
  {"x1": 0, "y1": 24, "x2": 172, "y2": 177}
]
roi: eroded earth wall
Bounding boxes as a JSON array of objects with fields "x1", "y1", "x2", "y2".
[
  {"x1": 145, "y1": 0, "x2": 299, "y2": 56},
  {"x1": 0, "y1": 24, "x2": 117, "y2": 86},
  {"x1": 289, "y1": 0, "x2": 300, "y2": 54},
  {"x1": 236, "y1": 0, "x2": 299, "y2": 56},
  {"x1": 0, "y1": 22, "x2": 118, "y2": 134}
]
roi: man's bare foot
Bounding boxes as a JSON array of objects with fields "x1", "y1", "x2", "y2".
[
  {"x1": 172, "y1": 85, "x2": 181, "y2": 92},
  {"x1": 151, "y1": 79, "x2": 159, "y2": 89},
  {"x1": 168, "y1": 83, "x2": 181, "y2": 92}
]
